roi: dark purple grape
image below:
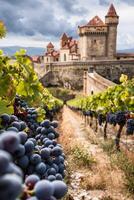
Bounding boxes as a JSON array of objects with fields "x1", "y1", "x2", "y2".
[
  {"x1": 10, "y1": 115, "x2": 18, "y2": 122},
  {"x1": 41, "y1": 119, "x2": 50, "y2": 128},
  {"x1": 50, "y1": 121, "x2": 58, "y2": 128},
  {"x1": 47, "y1": 168, "x2": 56, "y2": 176},
  {"x1": 0, "y1": 131, "x2": 20, "y2": 154},
  {"x1": 44, "y1": 139, "x2": 53, "y2": 147},
  {"x1": 28, "y1": 138, "x2": 36, "y2": 145},
  {"x1": 25, "y1": 174, "x2": 40, "y2": 189},
  {"x1": 36, "y1": 126, "x2": 42, "y2": 134},
  {"x1": 47, "y1": 175, "x2": 56, "y2": 181},
  {"x1": 58, "y1": 163, "x2": 65, "y2": 173},
  {"x1": 52, "y1": 146, "x2": 62, "y2": 157},
  {"x1": 14, "y1": 144, "x2": 25, "y2": 157},
  {"x1": 35, "y1": 162, "x2": 47, "y2": 175},
  {"x1": 41, "y1": 127, "x2": 47, "y2": 135},
  {"x1": 24, "y1": 141, "x2": 34, "y2": 153},
  {"x1": 115, "y1": 111, "x2": 126, "y2": 126},
  {"x1": 41, "y1": 148, "x2": 51, "y2": 160},
  {"x1": 7, "y1": 127, "x2": 19, "y2": 132},
  {"x1": 19, "y1": 121, "x2": 27, "y2": 131},
  {"x1": 0, "y1": 113, "x2": 10, "y2": 125},
  {"x1": 0, "y1": 174, "x2": 22, "y2": 200},
  {"x1": 51, "y1": 163, "x2": 59, "y2": 173},
  {"x1": 55, "y1": 173, "x2": 63, "y2": 180},
  {"x1": 52, "y1": 180, "x2": 67, "y2": 199},
  {"x1": 17, "y1": 155, "x2": 29, "y2": 169},
  {"x1": 18, "y1": 131, "x2": 28, "y2": 144},
  {"x1": 6, "y1": 163, "x2": 23, "y2": 177},
  {"x1": 11, "y1": 121, "x2": 21, "y2": 131},
  {"x1": 48, "y1": 133, "x2": 55, "y2": 140},
  {"x1": 34, "y1": 180, "x2": 54, "y2": 200},
  {"x1": 30, "y1": 154, "x2": 41, "y2": 165},
  {"x1": 0, "y1": 150, "x2": 11, "y2": 174}
]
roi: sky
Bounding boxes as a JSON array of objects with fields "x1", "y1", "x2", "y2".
[{"x1": 0, "y1": 0, "x2": 134, "y2": 50}]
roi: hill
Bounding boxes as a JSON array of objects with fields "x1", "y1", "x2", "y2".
[
  {"x1": 0, "y1": 46, "x2": 134, "y2": 56},
  {"x1": 0, "y1": 46, "x2": 45, "y2": 56}
]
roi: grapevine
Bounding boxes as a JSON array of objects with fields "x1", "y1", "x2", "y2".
[{"x1": 67, "y1": 76, "x2": 134, "y2": 150}]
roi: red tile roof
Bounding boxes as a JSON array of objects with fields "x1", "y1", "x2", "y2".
[
  {"x1": 52, "y1": 51, "x2": 59, "y2": 57},
  {"x1": 86, "y1": 16, "x2": 105, "y2": 26},
  {"x1": 47, "y1": 42, "x2": 54, "y2": 48},
  {"x1": 106, "y1": 4, "x2": 118, "y2": 17},
  {"x1": 60, "y1": 33, "x2": 68, "y2": 40}
]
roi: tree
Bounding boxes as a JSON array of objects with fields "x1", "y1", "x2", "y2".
[{"x1": 0, "y1": 20, "x2": 6, "y2": 38}]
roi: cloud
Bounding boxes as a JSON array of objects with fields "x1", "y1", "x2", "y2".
[
  {"x1": 0, "y1": 0, "x2": 133, "y2": 49},
  {"x1": 0, "y1": 0, "x2": 87, "y2": 40}
]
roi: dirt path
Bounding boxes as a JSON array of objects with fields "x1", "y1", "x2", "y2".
[{"x1": 59, "y1": 106, "x2": 133, "y2": 200}]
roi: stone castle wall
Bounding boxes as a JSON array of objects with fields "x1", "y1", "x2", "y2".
[
  {"x1": 39, "y1": 60, "x2": 134, "y2": 90},
  {"x1": 83, "y1": 71, "x2": 116, "y2": 95}
]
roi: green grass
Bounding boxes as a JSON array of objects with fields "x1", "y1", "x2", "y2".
[
  {"x1": 101, "y1": 139, "x2": 134, "y2": 194},
  {"x1": 71, "y1": 145, "x2": 96, "y2": 167},
  {"x1": 47, "y1": 87, "x2": 75, "y2": 101}
]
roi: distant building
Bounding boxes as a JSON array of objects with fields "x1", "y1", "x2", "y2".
[{"x1": 42, "y1": 3, "x2": 134, "y2": 65}]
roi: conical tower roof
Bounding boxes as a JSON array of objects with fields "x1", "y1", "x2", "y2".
[
  {"x1": 60, "y1": 33, "x2": 68, "y2": 40},
  {"x1": 86, "y1": 15, "x2": 105, "y2": 26},
  {"x1": 106, "y1": 4, "x2": 118, "y2": 17},
  {"x1": 47, "y1": 42, "x2": 54, "y2": 48}
]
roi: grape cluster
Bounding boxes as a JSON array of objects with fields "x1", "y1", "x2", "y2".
[
  {"x1": 106, "y1": 113, "x2": 117, "y2": 126},
  {"x1": 126, "y1": 119, "x2": 134, "y2": 135},
  {"x1": 98, "y1": 113, "x2": 106, "y2": 126},
  {"x1": 0, "y1": 99, "x2": 67, "y2": 199},
  {"x1": 115, "y1": 111, "x2": 126, "y2": 126},
  {"x1": 14, "y1": 96, "x2": 39, "y2": 132},
  {"x1": 83, "y1": 110, "x2": 94, "y2": 117}
]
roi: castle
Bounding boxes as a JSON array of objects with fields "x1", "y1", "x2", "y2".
[
  {"x1": 43, "y1": 4, "x2": 134, "y2": 64},
  {"x1": 38, "y1": 4, "x2": 134, "y2": 91}
]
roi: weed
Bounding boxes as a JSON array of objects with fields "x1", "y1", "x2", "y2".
[
  {"x1": 101, "y1": 139, "x2": 134, "y2": 194},
  {"x1": 115, "y1": 152, "x2": 134, "y2": 194},
  {"x1": 101, "y1": 139, "x2": 115, "y2": 155},
  {"x1": 71, "y1": 145, "x2": 96, "y2": 167}
]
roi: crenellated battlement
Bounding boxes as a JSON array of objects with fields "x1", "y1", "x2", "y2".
[{"x1": 78, "y1": 26, "x2": 108, "y2": 35}]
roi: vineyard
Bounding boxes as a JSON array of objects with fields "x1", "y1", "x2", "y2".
[
  {"x1": 67, "y1": 75, "x2": 134, "y2": 150},
  {"x1": 0, "y1": 49, "x2": 134, "y2": 200},
  {"x1": 0, "y1": 50, "x2": 67, "y2": 200}
]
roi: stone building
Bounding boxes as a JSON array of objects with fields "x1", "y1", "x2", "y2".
[
  {"x1": 39, "y1": 4, "x2": 134, "y2": 92},
  {"x1": 59, "y1": 33, "x2": 79, "y2": 62},
  {"x1": 44, "y1": 4, "x2": 121, "y2": 63},
  {"x1": 78, "y1": 4, "x2": 119, "y2": 60},
  {"x1": 44, "y1": 42, "x2": 59, "y2": 63}
]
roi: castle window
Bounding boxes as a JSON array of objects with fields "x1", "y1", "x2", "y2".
[
  {"x1": 47, "y1": 57, "x2": 48, "y2": 62},
  {"x1": 94, "y1": 39, "x2": 96, "y2": 44},
  {"x1": 64, "y1": 54, "x2": 66, "y2": 61}
]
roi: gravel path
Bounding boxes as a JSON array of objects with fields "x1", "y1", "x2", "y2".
[{"x1": 59, "y1": 106, "x2": 133, "y2": 200}]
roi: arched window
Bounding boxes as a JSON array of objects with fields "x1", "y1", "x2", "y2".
[{"x1": 64, "y1": 54, "x2": 66, "y2": 61}]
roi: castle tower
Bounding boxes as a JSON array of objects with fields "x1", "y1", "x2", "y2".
[
  {"x1": 60, "y1": 33, "x2": 68, "y2": 48},
  {"x1": 47, "y1": 42, "x2": 54, "y2": 53},
  {"x1": 78, "y1": 16, "x2": 108, "y2": 60},
  {"x1": 105, "y1": 4, "x2": 119, "y2": 59}
]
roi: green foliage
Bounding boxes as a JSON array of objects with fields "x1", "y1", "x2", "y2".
[
  {"x1": 0, "y1": 21, "x2": 6, "y2": 38},
  {"x1": 102, "y1": 139, "x2": 134, "y2": 194},
  {"x1": 47, "y1": 87, "x2": 75, "y2": 102},
  {"x1": 101, "y1": 139, "x2": 115, "y2": 155},
  {"x1": 0, "y1": 49, "x2": 63, "y2": 115},
  {"x1": 72, "y1": 145, "x2": 96, "y2": 167},
  {"x1": 67, "y1": 77, "x2": 134, "y2": 114},
  {"x1": 116, "y1": 152, "x2": 134, "y2": 194}
]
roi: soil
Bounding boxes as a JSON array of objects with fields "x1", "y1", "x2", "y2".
[{"x1": 58, "y1": 106, "x2": 134, "y2": 200}]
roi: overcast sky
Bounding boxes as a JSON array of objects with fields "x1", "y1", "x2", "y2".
[{"x1": 0, "y1": 0, "x2": 133, "y2": 50}]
